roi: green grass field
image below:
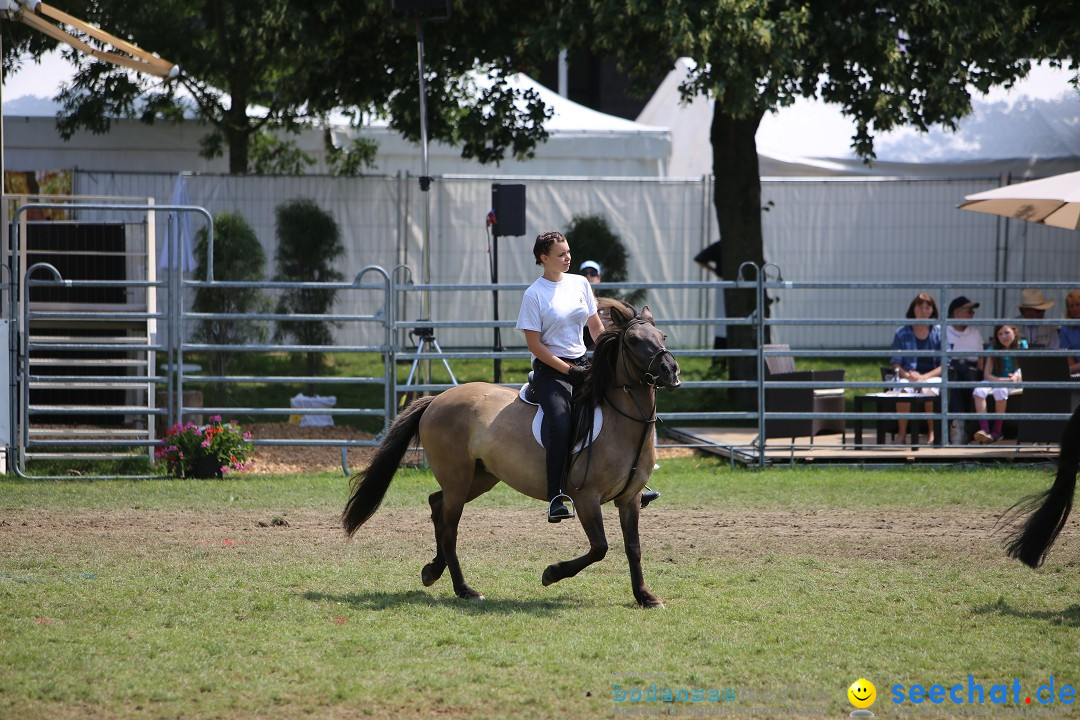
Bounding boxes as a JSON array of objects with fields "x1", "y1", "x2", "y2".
[{"x1": 2, "y1": 460, "x2": 1078, "y2": 719}]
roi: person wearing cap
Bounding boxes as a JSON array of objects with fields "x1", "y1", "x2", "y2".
[
  {"x1": 579, "y1": 260, "x2": 602, "y2": 285},
  {"x1": 945, "y1": 296, "x2": 983, "y2": 444},
  {"x1": 1016, "y1": 289, "x2": 1060, "y2": 350},
  {"x1": 579, "y1": 261, "x2": 604, "y2": 351}
]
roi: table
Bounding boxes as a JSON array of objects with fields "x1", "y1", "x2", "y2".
[{"x1": 854, "y1": 392, "x2": 943, "y2": 449}]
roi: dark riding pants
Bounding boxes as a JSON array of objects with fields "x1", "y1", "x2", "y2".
[{"x1": 533, "y1": 357, "x2": 587, "y2": 501}]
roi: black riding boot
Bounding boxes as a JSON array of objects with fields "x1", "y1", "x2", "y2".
[
  {"x1": 534, "y1": 360, "x2": 576, "y2": 523},
  {"x1": 547, "y1": 478, "x2": 572, "y2": 523}
]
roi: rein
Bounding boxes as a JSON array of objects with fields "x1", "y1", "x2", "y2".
[{"x1": 572, "y1": 316, "x2": 667, "y2": 500}]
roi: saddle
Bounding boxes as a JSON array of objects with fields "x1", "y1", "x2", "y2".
[{"x1": 518, "y1": 372, "x2": 603, "y2": 452}]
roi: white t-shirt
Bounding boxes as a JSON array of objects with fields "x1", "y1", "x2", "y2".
[
  {"x1": 946, "y1": 325, "x2": 984, "y2": 363},
  {"x1": 516, "y1": 274, "x2": 597, "y2": 359}
]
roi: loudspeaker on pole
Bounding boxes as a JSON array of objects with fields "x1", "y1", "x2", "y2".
[{"x1": 491, "y1": 184, "x2": 526, "y2": 237}]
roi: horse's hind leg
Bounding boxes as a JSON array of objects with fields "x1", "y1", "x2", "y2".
[
  {"x1": 541, "y1": 498, "x2": 608, "y2": 586},
  {"x1": 421, "y1": 491, "x2": 447, "y2": 587},
  {"x1": 436, "y1": 491, "x2": 483, "y2": 600},
  {"x1": 422, "y1": 472, "x2": 499, "y2": 589},
  {"x1": 617, "y1": 498, "x2": 663, "y2": 608}
]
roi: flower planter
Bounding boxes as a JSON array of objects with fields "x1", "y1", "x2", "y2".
[
  {"x1": 158, "y1": 416, "x2": 253, "y2": 478},
  {"x1": 189, "y1": 456, "x2": 223, "y2": 479}
]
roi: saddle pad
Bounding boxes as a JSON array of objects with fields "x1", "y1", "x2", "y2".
[{"x1": 518, "y1": 384, "x2": 603, "y2": 452}]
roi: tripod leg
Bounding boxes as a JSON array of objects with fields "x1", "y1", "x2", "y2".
[
  {"x1": 429, "y1": 339, "x2": 458, "y2": 385},
  {"x1": 400, "y1": 339, "x2": 426, "y2": 408}
]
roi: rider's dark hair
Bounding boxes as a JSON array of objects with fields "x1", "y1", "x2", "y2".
[{"x1": 532, "y1": 231, "x2": 566, "y2": 266}]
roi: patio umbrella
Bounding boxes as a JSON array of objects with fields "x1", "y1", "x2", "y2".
[{"x1": 958, "y1": 170, "x2": 1080, "y2": 230}]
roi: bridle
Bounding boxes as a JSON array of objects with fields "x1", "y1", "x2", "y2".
[
  {"x1": 619, "y1": 318, "x2": 675, "y2": 388},
  {"x1": 575, "y1": 316, "x2": 674, "y2": 500}
]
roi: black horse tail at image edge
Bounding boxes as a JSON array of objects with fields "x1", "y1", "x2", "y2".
[
  {"x1": 1002, "y1": 405, "x2": 1080, "y2": 568},
  {"x1": 342, "y1": 395, "x2": 435, "y2": 537}
]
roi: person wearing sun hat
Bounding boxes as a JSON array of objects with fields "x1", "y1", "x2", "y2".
[{"x1": 1016, "y1": 289, "x2": 1060, "y2": 350}]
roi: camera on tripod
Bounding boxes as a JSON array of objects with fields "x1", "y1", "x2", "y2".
[{"x1": 410, "y1": 325, "x2": 436, "y2": 342}]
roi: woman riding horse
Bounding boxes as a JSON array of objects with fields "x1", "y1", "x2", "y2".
[
  {"x1": 515, "y1": 230, "x2": 606, "y2": 522},
  {"x1": 342, "y1": 300, "x2": 680, "y2": 606}
]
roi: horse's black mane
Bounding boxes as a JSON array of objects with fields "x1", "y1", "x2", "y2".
[{"x1": 570, "y1": 303, "x2": 635, "y2": 449}]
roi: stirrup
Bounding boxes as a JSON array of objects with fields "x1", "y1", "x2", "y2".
[
  {"x1": 640, "y1": 486, "x2": 660, "y2": 508},
  {"x1": 547, "y1": 494, "x2": 575, "y2": 523}
]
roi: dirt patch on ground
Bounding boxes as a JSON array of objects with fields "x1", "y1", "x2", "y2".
[
  {"x1": 6, "y1": 504, "x2": 1075, "y2": 568},
  {"x1": 246, "y1": 422, "x2": 698, "y2": 475},
  {"x1": 246, "y1": 422, "x2": 381, "y2": 475}
]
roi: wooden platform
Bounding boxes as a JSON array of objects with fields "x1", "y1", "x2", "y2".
[{"x1": 665, "y1": 427, "x2": 1058, "y2": 466}]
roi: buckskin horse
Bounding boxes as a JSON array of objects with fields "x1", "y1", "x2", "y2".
[{"x1": 343, "y1": 303, "x2": 680, "y2": 607}]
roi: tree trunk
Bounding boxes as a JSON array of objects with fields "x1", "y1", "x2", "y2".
[
  {"x1": 710, "y1": 105, "x2": 768, "y2": 403},
  {"x1": 225, "y1": 105, "x2": 250, "y2": 174}
]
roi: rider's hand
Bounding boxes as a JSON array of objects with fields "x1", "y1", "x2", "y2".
[{"x1": 566, "y1": 365, "x2": 587, "y2": 389}]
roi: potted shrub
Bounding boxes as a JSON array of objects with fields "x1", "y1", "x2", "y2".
[
  {"x1": 191, "y1": 212, "x2": 270, "y2": 377},
  {"x1": 272, "y1": 198, "x2": 345, "y2": 389},
  {"x1": 563, "y1": 214, "x2": 645, "y2": 306}
]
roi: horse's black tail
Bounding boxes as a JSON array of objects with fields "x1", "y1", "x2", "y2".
[
  {"x1": 342, "y1": 395, "x2": 435, "y2": 537},
  {"x1": 1002, "y1": 405, "x2": 1080, "y2": 568}
]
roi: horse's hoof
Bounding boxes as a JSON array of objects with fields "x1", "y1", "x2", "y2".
[
  {"x1": 456, "y1": 585, "x2": 484, "y2": 601},
  {"x1": 421, "y1": 563, "x2": 443, "y2": 587},
  {"x1": 541, "y1": 566, "x2": 558, "y2": 587},
  {"x1": 638, "y1": 594, "x2": 665, "y2": 609}
]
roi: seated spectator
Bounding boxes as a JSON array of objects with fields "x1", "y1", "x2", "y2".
[
  {"x1": 945, "y1": 296, "x2": 983, "y2": 444},
  {"x1": 1017, "y1": 289, "x2": 1060, "y2": 349},
  {"x1": 889, "y1": 293, "x2": 943, "y2": 445},
  {"x1": 1060, "y1": 290, "x2": 1080, "y2": 374},
  {"x1": 972, "y1": 324, "x2": 1022, "y2": 444}
]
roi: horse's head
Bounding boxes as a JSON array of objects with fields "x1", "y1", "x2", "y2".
[{"x1": 606, "y1": 303, "x2": 681, "y2": 390}]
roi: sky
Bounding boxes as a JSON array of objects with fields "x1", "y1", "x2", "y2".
[
  {"x1": 3, "y1": 48, "x2": 75, "y2": 106},
  {"x1": 5, "y1": 48, "x2": 1078, "y2": 166}
]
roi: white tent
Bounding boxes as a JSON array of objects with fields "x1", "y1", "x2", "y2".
[
  {"x1": 332, "y1": 73, "x2": 670, "y2": 177},
  {"x1": 3, "y1": 55, "x2": 670, "y2": 177},
  {"x1": 637, "y1": 58, "x2": 1080, "y2": 178}
]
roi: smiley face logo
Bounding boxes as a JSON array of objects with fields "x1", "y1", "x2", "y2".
[{"x1": 848, "y1": 678, "x2": 876, "y2": 709}]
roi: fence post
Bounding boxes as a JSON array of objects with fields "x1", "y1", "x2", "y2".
[
  {"x1": 355, "y1": 265, "x2": 393, "y2": 436},
  {"x1": 738, "y1": 261, "x2": 767, "y2": 468}
]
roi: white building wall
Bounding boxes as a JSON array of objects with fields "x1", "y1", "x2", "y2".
[{"x1": 69, "y1": 171, "x2": 1080, "y2": 351}]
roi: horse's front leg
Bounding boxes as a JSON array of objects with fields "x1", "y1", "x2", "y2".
[
  {"x1": 617, "y1": 496, "x2": 663, "y2": 608},
  {"x1": 541, "y1": 498, "x2": 607, "y2": 586}
]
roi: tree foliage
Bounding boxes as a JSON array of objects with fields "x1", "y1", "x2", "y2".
[
  {"x1": 272, "y1": 199, "x2": 345, "y2": 385},
  {"x1": 562, "y1": 214, "x2": 645, "y2": 307},
  {"x1": 192, "y1": 212, "x2": 269, "y2": 377},
  {"x1": 6, "y1": 0, "x2": 556, "y2": 174},
  {"x1": 536, "y1": 0, "x2": 1041, "y2": 388}
]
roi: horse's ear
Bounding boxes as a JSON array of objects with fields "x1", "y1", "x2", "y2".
[
  {"x1": 606, "y1": 300, "x2": 635, "y2": 327},
  {"x1": 640, "y1": 306, "x2": 655, "y2": 325}
]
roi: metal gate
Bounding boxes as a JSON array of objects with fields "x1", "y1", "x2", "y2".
[{"x1": 7, "y1": 200, "x2": 392, "y2": 478}]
